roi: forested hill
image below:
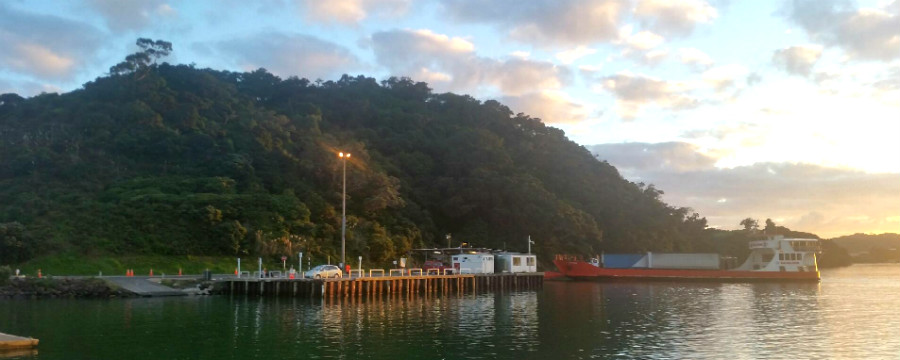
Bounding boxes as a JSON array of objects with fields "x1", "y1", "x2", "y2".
[{"x1": 2, "y1": 62, "x2": 710, "y2": 266}]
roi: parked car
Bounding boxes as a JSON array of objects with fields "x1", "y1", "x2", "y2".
[
  {"x1": 423, "y1": 260, "x2": 455, "y2": 274},
  {"x1": 305, "y1": 264, "x2": 343, "y2": 279}
]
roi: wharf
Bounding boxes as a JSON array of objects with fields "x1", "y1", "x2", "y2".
[
  {"x1": 0, "y1": 332, "x2": 38, "y2": 350},
  {"x1": 221, "y1": 272, "x2": 543, "y2": 299}
]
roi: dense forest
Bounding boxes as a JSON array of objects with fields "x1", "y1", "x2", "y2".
[{"x1": 0, "y1": 41, "x2": 851, "y2": 268}]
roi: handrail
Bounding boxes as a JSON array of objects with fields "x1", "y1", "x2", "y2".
[
  {"x1": 389, "y1": 269, "x2": 405, "y2": 277},
  {"x1": 425, "y1": 268, "x2": 441, "y2": 275},
  {"x1": 408, "y1": 268, "x2": 423, "y2": 276},
  {"x1": 369, "y1": 269, "x2": 385, "y2": 277},
  {"x1": 349, "y1": 269, "x2": 365, "y2": 278}
]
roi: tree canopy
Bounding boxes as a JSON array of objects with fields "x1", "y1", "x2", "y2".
[{"x1": 0, "y1": 41, "x2": 850, "y2": 268}]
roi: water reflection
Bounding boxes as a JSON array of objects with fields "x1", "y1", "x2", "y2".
[{"x1": 1, "y1": 265, "x2": 898, "y2": 359}]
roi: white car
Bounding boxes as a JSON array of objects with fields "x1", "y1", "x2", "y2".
[{"x1": 305, "y1": 264, "x2": 343, "y2": 279}]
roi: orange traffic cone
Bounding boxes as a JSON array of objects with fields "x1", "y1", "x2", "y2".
[
  {"x1": 149, "y1": 268, "x2": 153, "y2": 277},
  {"x1": 234, "y1": 268, "x2": 238, "y2": 275},
  {"x1": 178, "y1": 268, "x2": 182, "y2": 276},
  {"x1": 38, "y1": 269, "x2": 42, "y2": 278}
]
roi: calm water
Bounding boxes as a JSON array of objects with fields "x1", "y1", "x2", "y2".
[{"x1": 2, "y1": 264, "x2": 899, "y2": 359}]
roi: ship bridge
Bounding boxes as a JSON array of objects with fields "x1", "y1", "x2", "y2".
[{"x1": 736, "y1": 235, "x2": 820, "y2": 272}]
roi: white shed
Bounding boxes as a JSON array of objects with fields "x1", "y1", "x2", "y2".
[
  {"x1": 495, "y1": 253, "x2": 537, "y2": 273},
  {"x1": 451, "y1": 253, "x2": 494, "y2": 274}
]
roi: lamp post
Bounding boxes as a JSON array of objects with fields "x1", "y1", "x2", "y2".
[{"x1": 339, "y1": 151, "x2": 350, "y2": 271}]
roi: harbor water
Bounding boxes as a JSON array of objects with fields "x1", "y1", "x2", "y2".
[{"x1": 2, "y1": 264, "x2": 899, "y2": 359}]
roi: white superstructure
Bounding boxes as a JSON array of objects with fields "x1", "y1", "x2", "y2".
[{"x1": 733, "y1": 235, "x2": 820, "y2": 272}]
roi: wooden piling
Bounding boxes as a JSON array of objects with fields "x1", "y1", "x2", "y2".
[{"x1": 221, "y1": 272, "x2": 543, "y2": 300}]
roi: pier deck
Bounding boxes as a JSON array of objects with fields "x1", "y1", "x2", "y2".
[{"x1": 221, "y1": 272, "x2": 543, "y2": 299}]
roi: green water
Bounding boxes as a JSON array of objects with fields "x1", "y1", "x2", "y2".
[{"x1": 2, "y1": 264, "x2": 899, "y2": 359}]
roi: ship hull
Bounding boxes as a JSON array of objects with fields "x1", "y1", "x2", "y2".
[{"x1": 553, "y1": 259, "x2": 820, "y2": 282}]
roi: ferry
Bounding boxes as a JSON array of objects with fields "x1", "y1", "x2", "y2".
[{"x1": 553, "y1": 236, "x2": 820, "y2": 282}]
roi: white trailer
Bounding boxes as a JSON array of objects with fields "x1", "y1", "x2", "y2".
[
  {"x1": 452, "y1": 253, "x2": 494, "y2": 274},
  {"x1": 495, "y1": 253, "x2": 537, "y2": 273},
  {"x1": 631, "y1": 252, "x2": 721, "y2": 270}
]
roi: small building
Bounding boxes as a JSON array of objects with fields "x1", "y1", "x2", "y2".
[
  {"x1": 494, "y1": 253, "x2": 537, "y2": 273},
  {"x1": 451, "y1": 253, "x2": 494, "y2": 274}
]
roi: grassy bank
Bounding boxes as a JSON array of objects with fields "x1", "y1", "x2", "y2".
[{"x1": 11, "y1": 253, "x2": 294, "y2": 276}]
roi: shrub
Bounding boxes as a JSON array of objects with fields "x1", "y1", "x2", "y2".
[{"x1": 0, "y1": 265, "x2": 12, "y2": 286}]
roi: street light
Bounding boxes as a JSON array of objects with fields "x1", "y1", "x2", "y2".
[{"x1": 339, "y1": 151, "x2": 350, "y2": 271}]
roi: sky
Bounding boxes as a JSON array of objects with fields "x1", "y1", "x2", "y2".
[{"x1": 1, "y1": 0, "x2": 898, "y2": 238}]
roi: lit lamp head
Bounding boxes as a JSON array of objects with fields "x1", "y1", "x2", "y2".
[{"x1": 339, "y1": 152, "x2": 351, "y2": 158}]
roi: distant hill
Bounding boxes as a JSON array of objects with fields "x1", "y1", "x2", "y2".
[
  {"x1": 830, "y1": 233, "x2": 900, "y2": 253},
  {"x1": 1, "y1": 56, "x2": 714, "y2": 267},
  {"x1": 830, "y1": 233, "x2": 900, "y2": 263},
  {"x1": 0, "y1": 42, "x2": 861, "y2": 269}
]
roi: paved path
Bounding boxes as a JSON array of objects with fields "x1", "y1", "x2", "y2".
[{"x1": 105, "y1": 277, "x2": 186, "y2": 297}]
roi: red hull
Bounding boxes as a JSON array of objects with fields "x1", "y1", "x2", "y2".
[{"x1": 553, "y1": 259, "x2": 820, "y2": 282}]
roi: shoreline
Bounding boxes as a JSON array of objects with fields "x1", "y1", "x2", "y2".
[{"x1": 0, "y1": 277, "x2": 137, "y2": 299}]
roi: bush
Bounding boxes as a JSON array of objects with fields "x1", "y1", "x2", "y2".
[{"x1": 0, "y1": 265, "x2": 12, "y2": 286}]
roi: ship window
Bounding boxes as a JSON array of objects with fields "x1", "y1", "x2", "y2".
[
  {"x1": 779, "y1": 254, "x2": 784, "y2": 260},
  {"x1": 780, "y1": 266, "x2": 785, "y2": 272},
  {"x1": 513, "y1": 257, "x2": 522, "y2": 266},
  {"x1": 526, "y1": 257, "x2": 535, "y2": 266}
]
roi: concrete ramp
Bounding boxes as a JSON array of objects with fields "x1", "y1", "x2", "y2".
[{"x1": 106, "y1": 277, "x2": 186, "y2": 297}]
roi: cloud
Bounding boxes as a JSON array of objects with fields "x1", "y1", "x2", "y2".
[
  {"x1": 588, "y1": 141, "x2": 900, "y2": 237},
  {"x1": 0, "y1": 4, "x2": 104, "y2": 81},
  {"x1": 873, "y1": 64, "x2": 900, "y2": 91},
  {"x1": 620, "y1": 48, "x2": 670, "y2": 66},
  {"x1": 215, "y1": 32, "x2": 365, "y2": 80},
  {"x1": 501, "y1": 90, "x2": 588, "y2": 124},
  {"x1": 679, "y1": 47, "x2": 714, "y2": 69},
  {"x1": 784, "y1": 0, "x2": 900, "y2": 61},
  {"x1": 297, "y1": 0, "x2": 410, "y2": 25},
  {"x1": 0, "y1": 78, "x2": 61, "y2": 97},
  {"x1": 623, "y1": 30, "x2": 665, "y2": 50},
  {"x1": 556, "y1": 46, "x2": 598, "y2": 64},
  {"x1": 701, "y1": 64, "x2": 748, "y2": 92},
  {"x1": 589, "y1": 141, "x2": 718, "y2": 172},
  {"x1": 600, "y1": 72, "x2": 699, "y2": 119},
  {"x1": 634, "y1": 0, "x2": 718, "y2": 36},
  {"x1": 682, "y1": 121, "x2": 768, "y2": 147},
  {"x1": 369, "y1": 29, "x2": 570, "y2": 96},
  {"x1": 86, "y1": 0, "x2": 176, "y2": 31},
  {"x1": 442, "y1": 0, "x2": 629, "y2": 48},
  {"x1": 772, "y1": 45, "x2": 823, "y2": 76}
]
